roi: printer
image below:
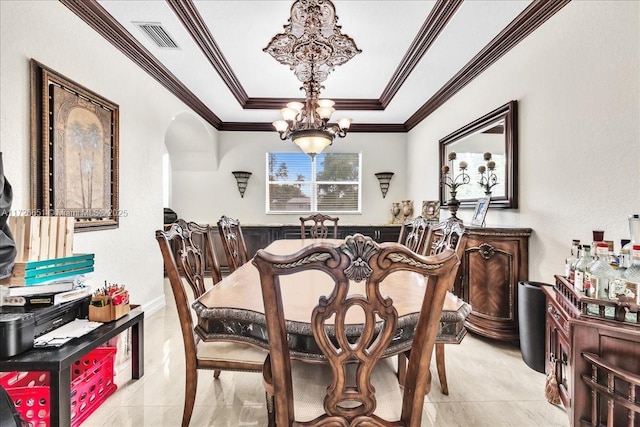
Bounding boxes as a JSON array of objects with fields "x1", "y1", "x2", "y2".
[{"x1": 0, "y1": 296, "x2": 90, "y2": 358}]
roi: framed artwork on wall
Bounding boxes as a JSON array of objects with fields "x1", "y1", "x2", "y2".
[
  {"x1": 471, "y1": 196, "x2": 490, "y2": 227},
  {"x1": 30, "y1": 60, "x2": 120, "y2": 231},
  {"x1": 421, "y1": 200, "x2": 440, "y2": 222}
]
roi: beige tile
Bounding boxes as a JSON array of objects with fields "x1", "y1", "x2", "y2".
[
  {"x1": 83, "y1": 279, "x2": 568, "y2": 426},
  {"x1": 422, "y1": 401, "x2": 568, "y2": 427}
]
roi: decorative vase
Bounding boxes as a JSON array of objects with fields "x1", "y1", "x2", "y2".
[
  {"x1": 402, "y1": 200, "x2": 413, "y2": 222},
  {"x1": 447, "y1": 191, "x2": 460, "y2": 220},
  {"x1": 391, "y1": 202, "x2": 401, "y2": 224}
]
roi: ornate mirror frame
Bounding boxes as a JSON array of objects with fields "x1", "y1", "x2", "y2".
[{"x1": 439, "y1": 100, "x2": 518, "y2": 209}]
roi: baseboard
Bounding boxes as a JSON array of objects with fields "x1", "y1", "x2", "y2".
[{"x1": 141, "y1": 294, "x2": 166, "y2": 318}]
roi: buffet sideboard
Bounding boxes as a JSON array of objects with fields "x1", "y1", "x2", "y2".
[{"x1": 456, "y1": 227, "x2": 532, "y2": 342}]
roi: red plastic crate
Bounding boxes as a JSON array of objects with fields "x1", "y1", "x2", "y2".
[{"x1": 0, "y1": 347, "x2": 118, "y2": 427}]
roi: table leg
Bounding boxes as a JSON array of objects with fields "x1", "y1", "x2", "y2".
[
  {"x1": 131, "y1": 316, "x2": 144, "y2": 379},
  {"x1": 50, "y1": 367, "x2": 72, "y2": 427}
]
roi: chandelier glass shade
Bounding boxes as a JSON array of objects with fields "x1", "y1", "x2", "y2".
[
  {"x1": 271, "y1": 82, "x2": 352, "y2": 157},
  {"x1": 265, "y1": 0, "x2": 360, "y2": 157}
]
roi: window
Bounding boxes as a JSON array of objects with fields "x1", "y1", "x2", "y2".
[{"x1": 267, "y1": 152, "x2": 361, "y2": 213}]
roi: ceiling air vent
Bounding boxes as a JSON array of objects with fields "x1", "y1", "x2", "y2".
[{"x1": 134, "y1": 22, "x2": 179, "y2": 49}]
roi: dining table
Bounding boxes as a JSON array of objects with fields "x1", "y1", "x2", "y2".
[{"x1": 192, "y1": 238, "x2": 470, "y2": 363}]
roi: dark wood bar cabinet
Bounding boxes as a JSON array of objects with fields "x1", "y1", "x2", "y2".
[{"x1": 543, "y1": 276, "x2": 639, "y2": 426}]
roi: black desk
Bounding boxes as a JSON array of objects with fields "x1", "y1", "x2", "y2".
[{"x1": 0, "y1": 306, "x2": 144, "y2": 427}]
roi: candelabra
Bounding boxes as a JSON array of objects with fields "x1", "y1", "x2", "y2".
[
  {"x1": 478, "y1": 152, "x2": 498, "y2": 196},
  {"x1": 440, "y1": 151, "x2": 470, "y2": 220}
]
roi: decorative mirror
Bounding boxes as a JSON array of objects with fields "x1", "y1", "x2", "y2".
[{"x1": 439, "y1": 100, "x2": 518, "y2": 209}]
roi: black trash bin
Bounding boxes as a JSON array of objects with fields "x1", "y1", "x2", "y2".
[{"x1": 518, "y1": 281, "x2": 551, "y2": 373}]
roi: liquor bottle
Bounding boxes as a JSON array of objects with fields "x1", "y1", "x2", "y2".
[
  {"x1": 606, "y1": 241, "x2": 618, "y2": 268},
  {"x1": 623, "y1": 214, "x2": 640, "y2": 251},
  {"x1": 570, "y1": 244, "x2": 583, "y2": 283},
  {"x1": 610, "y1": 248, "x2": 630, "y2": 299},
  {"x1": 573, "y1": 244, "x2": 592, "y2": 293},
  {"x1": 564, "y1": 239, "x2": 580, "y2": 280},
  {"x1": 592, "y1": 230, "x2": 605, "y2": 251},
  {"x1": 619, "y1": 247, "x2": 631, "y2": 269},
  {"x1": 622, "y1": 244, "x2": 640, "y2": 304},
  {"x1": 584, "y1": 242, "x2": 616, "y2": 299}
]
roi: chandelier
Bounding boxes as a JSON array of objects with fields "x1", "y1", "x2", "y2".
[{"x1": 264, "y1": 0, "x2": 361, "y2": 157}]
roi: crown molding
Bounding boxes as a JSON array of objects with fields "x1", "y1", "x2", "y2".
[
  {"x1": 166, "y1": 0, "x2": 248, "y2": 105},
  {"x1": 60, "y1": 0, "x2": 569, "y2": 134},
  {"x1": 379, "y1": 0, "x2": 462, "y2": 108},
  {"x1": 405, "y1": 0, "x2": 570, "y2": 130},
  {"x1": 220, "y1": 122, "x2": 407, "y2": 133},
  {"x1": 59, "y1": 0, "x2": 223, "y2": 129}
]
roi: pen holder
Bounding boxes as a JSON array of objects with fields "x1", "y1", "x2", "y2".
[{"x1": 88, "y1": 293, "x2": 130, "y2": 322}]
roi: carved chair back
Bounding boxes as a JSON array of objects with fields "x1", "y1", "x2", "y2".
[
  {"x1": 156, "y1": 223, "x2": 265, "y2": 427},
  {"x1": 175, "y1": 219, "x2": 222, "y2": 286},
  {"x1": 253, "y1": 234, "x2": 460, "y2": 426},
  {"x1": 397, "y1": 215, "x2": 430, "y2": 254},
  {"x1": 425, "y1": 217, "x2": 467, "y2": 258},
  {"x1": 299, "y1": 213, "x2": 339, "y2": 239},
  {"x1": 217, "y1": 215, "x2": 249, "y2": 273},
  {"x1": 425, "y1": 218, "x2": 467, "y2": 291},
  {"x1": 160, "y1": 221, "x2": 210, "y2": 301}
]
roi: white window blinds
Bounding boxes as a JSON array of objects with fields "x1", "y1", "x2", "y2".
[{"x1": 266, "y1": 152, "x2": 361, "y2": 213}]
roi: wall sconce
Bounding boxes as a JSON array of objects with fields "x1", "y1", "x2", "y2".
[
  {"x1": 374, "y1": 172, "x2": 394, "y2": 198},
  {"x1": 232, "y1": 171, "x2": 252, "y2": 198}
]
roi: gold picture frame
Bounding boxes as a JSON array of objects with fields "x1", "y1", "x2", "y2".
[
  {"x1": 30, "y1": 60, "x2": 120, "y2": 231},
  {"x1": 422, "y1": 200, "x2": 440, "y2": 222}
]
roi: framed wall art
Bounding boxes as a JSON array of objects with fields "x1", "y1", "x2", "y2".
[
  {"x1": 471, "y1": 196, "x2": 490, "y2": 227},
  {"x1": 421, "y1": 200, "x2": 440, "y2": 222},
  {"x1": 30, "y1": 60, "x2": 120, "y2": 231}
]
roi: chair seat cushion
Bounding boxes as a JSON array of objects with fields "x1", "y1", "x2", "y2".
[
  {"x1": 196, "y1": 340, "x2": 267, "y2": 364},
  {"x1": 291, "y1": 357, "x2": 402, "y2": 422}
]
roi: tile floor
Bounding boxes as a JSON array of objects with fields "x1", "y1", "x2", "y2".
[{"x1": 83, "y1": 281, "x2": 569, "y2": 426}]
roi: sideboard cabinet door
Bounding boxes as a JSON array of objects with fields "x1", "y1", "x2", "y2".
[
  {"x1": 461, "y1": 227, "x2": 531, "y2": 341},
  {"x1": 342, "y1": 225, "x2": 400, "y2": 243}
]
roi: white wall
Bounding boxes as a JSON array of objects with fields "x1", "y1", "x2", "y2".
[
  {"x1": 0, "y1": 1, "x2": 205, "y2": 311},
  {"x1": 2, "y1": 0, "x2": 637, "y2": 306},
  {"x1": 407, "y1": 0, "x2": 640, "y2": 282},
  {"x1": 170, "y1": 131, "x2": 408, "y2": 225}
]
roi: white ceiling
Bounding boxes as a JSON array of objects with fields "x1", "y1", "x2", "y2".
[{"x1": 79, "y1": 0, "x2": 561, "y2": 131}]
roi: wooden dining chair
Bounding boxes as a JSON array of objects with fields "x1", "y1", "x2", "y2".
[
  {"x1": 423, "y1": 217, "x2": 468, "y2": 395},
  {"x1": 156, "y1": 223, "x2": 267, "y2": 427},
  {"x1": 424, "y1": 217, "x2": 467, "y2": 264},
  {"x1": 397, "y1": 215, "x2": 430, "y2": 253},
  {"x1": 397, "y1": 215, "x2": 462, "y2": 394},
  {"x1": 299, "y1": 213, "x2": 339, "y2": 239},
  {"x1": 253, "y1": 233, "x2": 460, "y2": 426},
  {"x1": 217, "y1": 215, "x2": 249, "y2": 273},
  {"x1": 174, "y1": 219, "x2": 222, "y2": 285}
]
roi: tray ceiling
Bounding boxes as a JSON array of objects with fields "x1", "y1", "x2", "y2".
[{"x1": 61, "y1": 0, "x2": 569, "y2": 132}]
